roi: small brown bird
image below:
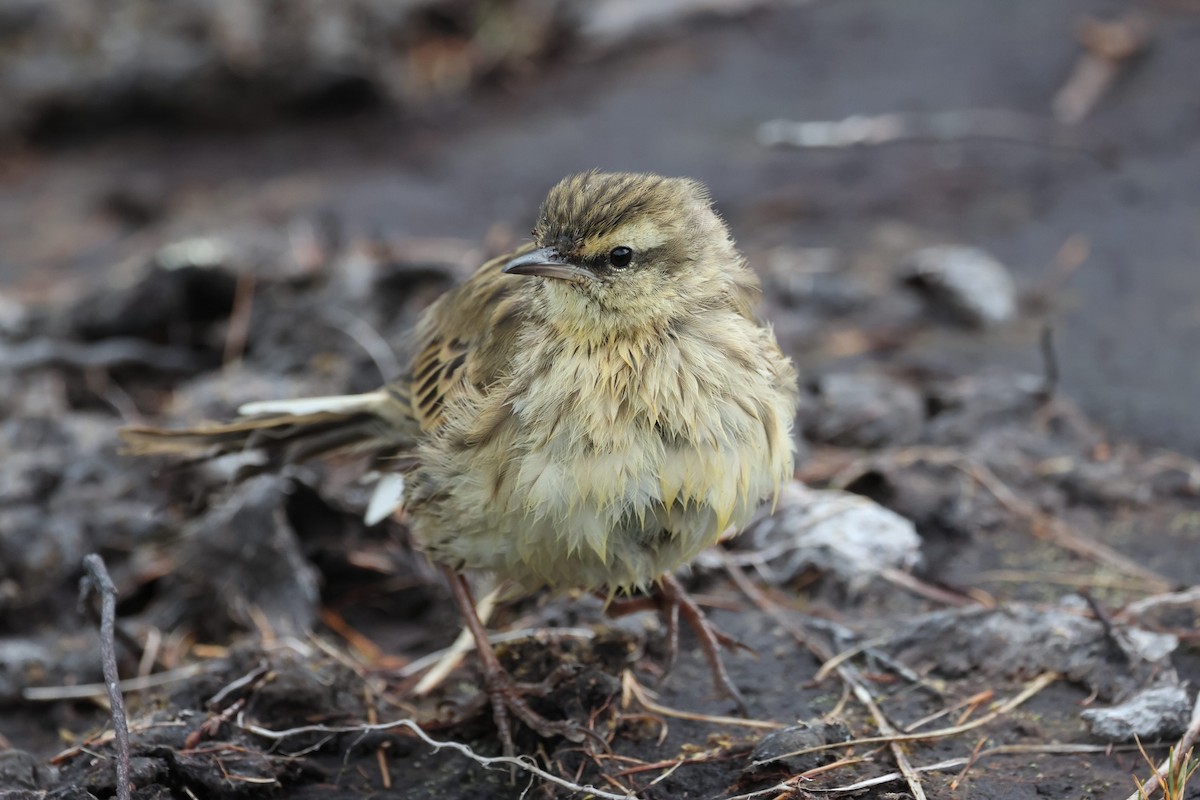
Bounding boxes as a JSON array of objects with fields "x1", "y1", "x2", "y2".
[{"x1": 123, "y1": 171, "x2": 799, "y2": 753}]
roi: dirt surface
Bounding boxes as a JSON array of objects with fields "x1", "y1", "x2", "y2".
[{"x1": 2, "y1": 1, "x2": 1200, "y2": 799}]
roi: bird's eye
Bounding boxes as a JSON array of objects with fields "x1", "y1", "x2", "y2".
[{"x1": 608, "y1": 246, "x2": 633, "y2": 268}]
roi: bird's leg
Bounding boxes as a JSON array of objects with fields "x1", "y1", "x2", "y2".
[
  {"x1": 602, "y1": 579, "x2": 749, "y2": 710},
  {"x1": 661, "y1": 592, "x2": 681, "y2": 677},
  {"x1": 657, "y1": 573, "x2": 749, "y2": 715},
  {"x1": 441, "y1": 566, "x2": 586, "y2": 757}
]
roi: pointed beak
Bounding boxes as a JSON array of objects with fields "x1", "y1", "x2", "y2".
[{"x1": 502, "y1": 247, "x2": 596, "y2": 282}]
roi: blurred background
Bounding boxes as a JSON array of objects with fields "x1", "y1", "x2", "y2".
[
  {"x1": 1, "y1": 0, "x2": 1197, "y2": 454},
  {"x1": 3, "y1": 2, "x2": 1200, "y2": 797}
]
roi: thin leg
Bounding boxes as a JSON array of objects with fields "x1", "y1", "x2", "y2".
[
  {"x1": 661, "y1": 592, "x2": 680, "y2": 678},
  {"x1": 600, "y1": 594, "x2": 658, "y2": 616},
  {"x1": 442, "y1": 566, "x2": 586, "y2": 757},
  {"x1": 659, "y1": 573, "x2": 749, "y2": 715}
]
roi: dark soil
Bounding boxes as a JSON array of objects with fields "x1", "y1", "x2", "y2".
[{"x1": 2, "y1": 2, "x2": 1200, "y2": 799}]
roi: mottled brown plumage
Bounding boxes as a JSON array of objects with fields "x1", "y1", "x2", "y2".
[{"x1": 122, "y1": 171, "x2": 800, "y2": 750}]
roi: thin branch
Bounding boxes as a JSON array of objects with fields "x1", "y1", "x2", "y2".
[
  {"x1": 222, "y1": 272, "x2": 256, "y2": 366},
  {"x1": 1122, "y1": 586, "x2": 1200, "y2": 619},
  {"x1": 325, "y1": 308, "x2": 404, "y2": 383},
  {"x1": 757, "y1": 109, "x2": 1104, "y2": 161},
  {"x1": 79, "y1": 554, "x2": 132, "y2": 800},
  {"x1": 1038, "y1": 324, "x2": 1059, "y2": 402}
]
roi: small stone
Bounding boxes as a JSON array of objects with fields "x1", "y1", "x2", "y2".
[
  {"x1": 737, "y1": 482, "x2": 922, "y2": 592},
  {"x1": 1081, "y1": 684, "x2": 1192, "y2": 742},
  {"x1": 804, "y1": 372, "x2": 925, "y2": 448},
  {"x1": 0, "y1": 749, "x2": 52, "y2": 790},
  {"x1": 745, "y1": 720, "x2": 851, "y2": 775},
  {"x1": 903, "y1": 245, "x2": 1017, "y2": 327}
]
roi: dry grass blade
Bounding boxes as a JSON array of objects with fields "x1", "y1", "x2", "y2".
[
  {"x1": 621, "y1": 671, "x2": 785, "y2": 731},
  {"x1": 843, "y1": 669, "x2": 927, "y2": 800},
  {"x1": 411, "y1": 584, "x2": 499, "y2": 694}
]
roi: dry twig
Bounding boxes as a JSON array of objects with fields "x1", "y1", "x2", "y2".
[
  {"x1": 621, "y1": 671, "x2": 784, "y2": 731},
  {"x1": 748, "y1": 673, "x2": 1058, "y2": 769},
  {"x1": 79, "y1": 554, "x2": 132, "y2": 800},
  {"x1": 1052, "y1": 14, "x2": 1151, "y2": 124}
]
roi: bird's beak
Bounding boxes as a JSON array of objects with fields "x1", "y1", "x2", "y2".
[{"x1": 502, "y1": 247, "x2": 596, "y2": 282}]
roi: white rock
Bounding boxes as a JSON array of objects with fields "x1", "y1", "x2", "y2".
[
  {"x1": 904, "y1": 244, "x2": 1017, "y2": 327},
  {"x1": 736, "y1": 482, "x2": 922, "y2": 593}
]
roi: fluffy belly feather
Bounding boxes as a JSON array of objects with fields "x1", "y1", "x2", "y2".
[
  {"x1": 406, "y1": 325, "x2": 795, "y2": 593},
  {"x1": 413, "y1": 422, "x2": 780, "y2": 593}
]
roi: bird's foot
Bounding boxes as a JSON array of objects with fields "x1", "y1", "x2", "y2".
[
  {"x1": 442, "y1": 567, "x2": 597, "y2": 758},
  {"x1": 474, "y1": 663, "x2": 590, "y2": 759},
  {"x1": 657, "y1": 573, "x2": 750, "y2": 715},
  {"x1": 603, "y1": 574, "x2": 751, "y2": 713}
]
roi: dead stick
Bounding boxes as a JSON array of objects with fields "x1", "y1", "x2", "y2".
[{"x1": 80, "y1": 554, "x2": 132, "y2": 800}]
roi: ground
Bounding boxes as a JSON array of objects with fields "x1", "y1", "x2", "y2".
[{"x1": 1, "y1": 1, "x2": 1199, "y2": 799}]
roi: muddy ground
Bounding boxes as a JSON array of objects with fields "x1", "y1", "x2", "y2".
[{"x1": 2, "y1": 1, "x2": 1199, "y2": 798}]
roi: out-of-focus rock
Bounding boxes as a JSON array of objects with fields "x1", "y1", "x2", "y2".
[
  {"x1": 923, "y1": 371, "x2": 1049, "y2": 445},
  {"x1": 0, "y1": 413, "x2": 163, "y2": 617},
  {"x1": 732, "y1": 482, "x2": 922, "y2": 592},
  {"x1": 903, "y1": 245, "x2": 1017, "y2": 328},
  {"x1": 885, "y1": 599, "x2": 1179, "y2": 701},
  {"x1": 0, "y1": 0, "x2": 576, "y2": 138},
  {"x1": 0, "y1": 749, "x2": 55, "y2": 790},
  {"x1": 1081, "y1": 684, "x2": 1192, "y2": 742},
  {"x1": 64, "y1": 258, "x2": 237, "y2": 346},
  {"x1": 802, "y1": 372, "x2": 925, "y2": 448},
  {"x1": 153, "y1": 476, "x2": 321, "y2": 639},
  {"x1": 1052, "y1": 458, "x2": 1153, "y2": 508},
  {"x1": 758, "y1": 247, "x2": 870, "y2": 313},
  {"x1": 744, "y1": 719, "x2": 852, "y2": 775}
]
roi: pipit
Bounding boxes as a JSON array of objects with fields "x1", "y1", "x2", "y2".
[{"x1": 123, "y1": 171, "x2": 800, "y2": 754}]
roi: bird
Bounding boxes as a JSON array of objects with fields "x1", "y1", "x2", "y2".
[{"x1": 122, "y1": 170, "x2": 800, "y2": 755}]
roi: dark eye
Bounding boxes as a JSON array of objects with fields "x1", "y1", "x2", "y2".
[{"x1": 608, "y1": 246, "x2": 633, "y2": 268}]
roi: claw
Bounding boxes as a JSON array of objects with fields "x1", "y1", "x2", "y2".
[
  {"x1": 602, "y1": 574, "x2": 751, "y2": 713},
  {"x1": 443, "y1": 567, "x2": 595, "y2": 757}
]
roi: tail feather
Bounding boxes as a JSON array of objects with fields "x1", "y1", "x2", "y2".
[
  {"x1": 238, "y1": 391, "x2": 393, "y2": 417},
  {"x1": 119, "y1": 389, "x2": 419, "y2": 467}
]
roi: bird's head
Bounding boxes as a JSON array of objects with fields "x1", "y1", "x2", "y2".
[{"x1": 504, "y1": 171, "x2": 754, "y2": 335}]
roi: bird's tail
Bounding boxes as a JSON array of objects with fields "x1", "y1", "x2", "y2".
[{"x1": 120, "y1": 386, "x2": 420, "y2": 472}]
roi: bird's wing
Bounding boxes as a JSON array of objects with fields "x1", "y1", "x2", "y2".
[
  {"x1": 404, "y1": 244, "x2": 533, "y2": 433},
  {"x1": 120, "y1": 245, "x2": 535, "y2": 468}
]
